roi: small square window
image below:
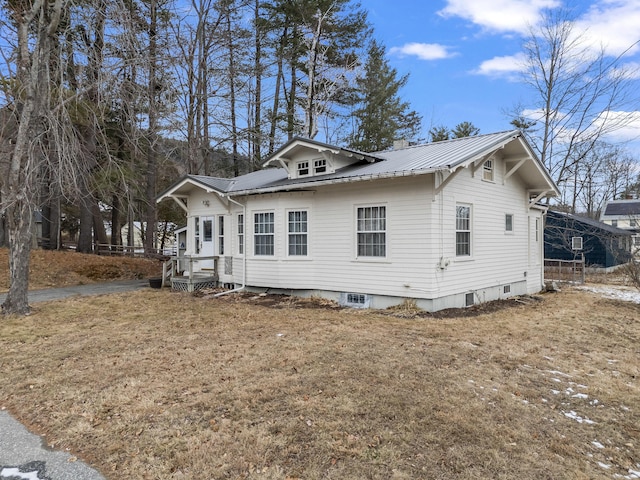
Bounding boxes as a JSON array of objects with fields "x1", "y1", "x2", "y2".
[
  {"x1": 314, "y1": 159, "x2": 327, "y2": 174},
  {"x1": 297, "y1": 161, "x2": 309, "y2": 176},
  {"x1": 465, "y1": 292, "x2": 474, "y2": 307}
]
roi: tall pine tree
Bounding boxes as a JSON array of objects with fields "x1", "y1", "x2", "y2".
[{"x1": 348, "y1": 39, "x2": 421, "y2": 152}]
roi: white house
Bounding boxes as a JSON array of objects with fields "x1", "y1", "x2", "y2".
[
  {"x1": 158, "y1": 130, "x2": 559, "y2": 311},
  {"x1": 600, "y1": 199, "x2": 640, "y2": 253}
]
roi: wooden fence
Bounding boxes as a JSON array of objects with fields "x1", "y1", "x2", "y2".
[{"x1": 544, "y1": 257, "x2": 585, "y2": 284}]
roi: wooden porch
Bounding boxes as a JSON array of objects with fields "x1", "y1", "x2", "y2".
[{"x1": 162, "y1": 255, "x2": 219, "y2": 292}]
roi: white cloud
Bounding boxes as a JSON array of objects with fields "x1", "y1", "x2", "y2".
[
  {"x1": 575, "y1": 1, "x2": 640, "y2": 58},
  {"x1": 473, "y1": 53, "x2": 527, "y2": 78},
  {"x1": 388, "y1": 42, "x2": 455, "y2": 61},
  {"x1": 438, "y1": 0, "x2": 561, "y2": 34},
  {"x1": 593, "y1": 110, "x2": 640, "y2": 143}
]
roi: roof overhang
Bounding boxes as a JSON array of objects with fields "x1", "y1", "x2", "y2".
[
  {"x1": 156, "y1": 175, "x2": 229, "y2": 212},
  {"x1": 262, "y1": 136, "x2": 381, "y2": 169}
]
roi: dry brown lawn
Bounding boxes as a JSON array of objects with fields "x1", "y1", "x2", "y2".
[
  {"x1": 0, "y1": 251, "x2": 639, "y2": 479},
  {"x1": 0, "y1": 248, "x2": 163, "y2": 291}
]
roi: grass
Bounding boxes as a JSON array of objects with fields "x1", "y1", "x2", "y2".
[{"x1": 0, "y1": 274, "x2": 639, "y2": 478}]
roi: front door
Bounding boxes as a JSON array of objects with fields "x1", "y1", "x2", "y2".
[{"x1": 199, "y1": 216, "x2": 215, "y2": 268}]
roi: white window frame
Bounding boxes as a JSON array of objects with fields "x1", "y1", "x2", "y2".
[
  {"x1": 237, "y1": 213, "x2": 244, "y2": 256},
  {"x1": 287, "y1": 210, "x2": 308, "y2": 257},
  {"x1": 356, "y1": 205, "x2": 386, "y2": 258},
  {"x1": 482, "y1": 159, "x2": 494, "y2": 182},
  {"x1": 297, "y1": 161, "x2": 309, "y2": 177},
  {"x1": 194, "y1": 216, "x2": 200, "y2": 254},
  {"x1": 254, "y1": 211, "x2": 275, "y2": 256},
  {"x1": 218, "y1": 215, "x2": 225, "y2": 255},
  {"x1": 505, "y1": 213, "x2": 514, "y2": 233},
  {"x1": 313, "y1": 158, "x2": 327, "y2": 174},
  {"x1": 456, "y1": 204, "x2": 472, "y2": 257}
]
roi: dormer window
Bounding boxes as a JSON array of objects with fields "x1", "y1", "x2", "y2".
[
  {"x1": 314, "y1": 158, "x2": 327, "y2": 174},
  {"x1": 297, "y1": 161, "x2": 309, "y2": 177},
  {"x1": 483, "y1": 159, "x2": 494, "y2": 181}
]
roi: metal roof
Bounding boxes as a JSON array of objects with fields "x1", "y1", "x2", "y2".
[
  {"x1": 158, "y1": 130, "x2": 559, "y2": 200},
  {"x1": 601, "y1": 199, "x2": 640, "y2": 217},
  {"x1": 548, "y1": 210, "x2": 633, "y2": 236}
]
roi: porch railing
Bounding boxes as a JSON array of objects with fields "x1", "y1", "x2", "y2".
[{"x1": 162, "y1": 255, "x2": 219, "y2": 288}]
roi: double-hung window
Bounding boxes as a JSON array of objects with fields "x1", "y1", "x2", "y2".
[
  {"x1": 288, "y1": 211, "x2": 308, "y2": 256},
  {"x1": 237, "y1": 214, "x2": 244, "y2": 255},
  {"x1": 357, "y1": 206, "x2": 386, "y2": 257},
  {"x1": 456, "y1": 205, "x2": 471, "y2": 257},
  {"x1": 297, "y1": 161, "x2": 309, "y2": 177},
  {"x1": 218, "y1": 216, "x2": 225, "y2": 255},
  {"x1": 314, "y1": 159, "x2": 327, "y2": 174},
  {"x1": 483, "y1": 159, "x2": 494, "y2": 181},
  {"x1": 254, "y1": 212, "x2": 274, "y2": 256}
]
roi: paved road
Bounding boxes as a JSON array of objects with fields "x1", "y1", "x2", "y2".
[
  {"x1": 0, "y1": 279, "x2": 155, "y2": 480},
  {"x1": 0, "y1": 412, "x2": 105, "y2": 480},
  {"x1": 0, "y1": 279, "x2": 151, "y2": 305}
]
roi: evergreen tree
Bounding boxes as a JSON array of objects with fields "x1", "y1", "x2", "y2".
[
  {"x1": 451, "y1": 121, "x2": 479, "y2": 138},
  {"x1": 428, "y1": 125, "x2": 450, "y2": 142},
  {"x1": 347, "y1": 40, "x2": 421, "y2": 152}
]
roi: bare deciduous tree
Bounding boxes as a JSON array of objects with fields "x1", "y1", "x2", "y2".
[{"x1": 515, "y1": 8, "x2": 639, "y2": 202}]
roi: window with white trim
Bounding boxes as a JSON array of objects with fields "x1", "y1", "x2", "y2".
[
  {"x1": 237, "y1": 214, "x2": 244, "y2": 255},
  {"x1": 297, "y1": 161, "x2": 309, "y2": 176},
  {"x1": 194, "y1": 216, "x2": 200, "y2": 254},
  {"x1": 254, "y1": 212, "x2": 274, "y2": 256},
  {"x1": 505, "y1": 213, "x2": 514, "y2": 232},
  {"x1": 456, "y1": 205, "x2": 471, "y2": 257},
  {"x1": 218, "y1": 216, "x2": 225, "y2": 255},
  {"x1": 288, "y1": 210, "x2": 308, "y2": 256},
  {"x1": 483, "y1": 159, "x2": 494, "y2": 181},
  {"x1": 357, "y1": 206, "x2": 386, "y2": 257},
  {"x1": 314, "y1": 158, "x2": 327, "y2": 174}
]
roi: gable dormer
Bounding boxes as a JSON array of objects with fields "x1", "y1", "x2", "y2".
[{"x1": 263, "y1": 137, "x2": 380, "y2": 180}]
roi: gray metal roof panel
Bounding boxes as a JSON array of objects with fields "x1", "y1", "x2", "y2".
[
  {"x1": 602, "y1": 200, "x2": 640, "y2": 216},
  {"x1": 548, "y1": 210, "x2": 633, "y2": 236}
]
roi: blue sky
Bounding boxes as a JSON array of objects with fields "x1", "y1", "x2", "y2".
[{"x1": 365, "y1": 0, "x2": 640, "y2": 147}]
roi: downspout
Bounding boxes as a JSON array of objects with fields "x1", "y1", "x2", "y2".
[{"x1": 214, "y1": 194, "x2": 246, "y2": 297}]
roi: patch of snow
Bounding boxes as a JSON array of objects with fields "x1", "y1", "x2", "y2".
[
  {"x1": 598, "y1": 462, "x2": 612, "y2": 469},
  {"x1": 626, "y1": 467, "x2": 640, "y2": 479},
  {"x1": 551, "y1": 389, "x2": 561, "y2": 395},
  {"x1": 573, "y1": 393, "x2": 589, "y2": 399},
  {"x1": 592, "y1": 441, "x2": 605, "y2": 449},
  {"x1": 577, "y1": 285, "x2": 640, "y2": 304},
  {"x1": 563, "y1": 410, "x2": 596, "y2": 424},
  {"x1": 0, "y1": 468, "x2": 43, "y2": 480},
  {"x1": 547, "y1": 370, "x2": 571, "y2": 377}
]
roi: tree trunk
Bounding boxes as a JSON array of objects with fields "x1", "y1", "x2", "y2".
[{"x1": 144, "y1": 0, "x2": 158, "y2": 254}]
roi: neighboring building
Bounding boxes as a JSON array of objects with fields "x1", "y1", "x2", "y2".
[
  {"x1": 545, "y1": 210, "x2": 632, "y2": 269},
  {"x1": 158, "y1": 130, "x2": 559, "y2": 311},
  {"x1": 600, "y1": 199, "x2": 640, "y2": 253}
]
